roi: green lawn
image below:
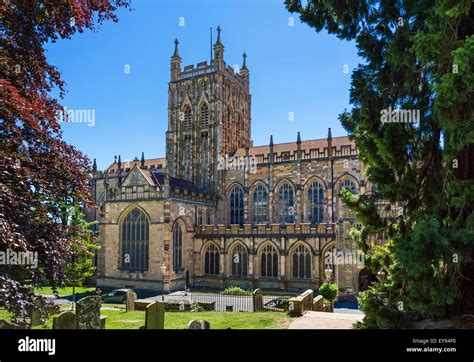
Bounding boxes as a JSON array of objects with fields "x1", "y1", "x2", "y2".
[
  {"x1": 34, "y1": 286, "x2": 96, "y2": 296},
  {"x1": 106, "y1": 310, "x2": 291, "y2": 329},
  {"x1": 0, "y1": 308, "x2": 291, "y2": 329}
]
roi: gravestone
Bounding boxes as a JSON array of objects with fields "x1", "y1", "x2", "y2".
[
  {"x1": 143, "y1": 301, "x2": 165, "y2": 329},
  {"x1": 30, "y1": 298, "x2": 44, "y2": 327},
  {"x1": 186, "y1": 320, "x2": 210, "y2": 329},
  {"x1": 125, "y1": 290, "x2": 136, "y2": 312},
  {"x1": 76, "y1": 296, "x2": 101, "y2": 329},
  {"x1": 252, "y1": 288, "x2": 263, "y2": 312},
  {"x1": 52, "y1": 311, "x2": 77, "y2": 329}
]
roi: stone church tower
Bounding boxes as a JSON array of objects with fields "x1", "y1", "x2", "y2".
[{"x1": 166, "y1": 27, "x2": 251, "y2": 194}]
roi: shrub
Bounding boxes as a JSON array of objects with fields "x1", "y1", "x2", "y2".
[
  {"x1": 221, "y1": 286, "x2": 251, "y2": 296},
  {"x1": 190, "y1": 301, "x2": 204, "y2": 312},
  {"x1": 318, "y1": 282, "x2": 338, "y2": 303}
]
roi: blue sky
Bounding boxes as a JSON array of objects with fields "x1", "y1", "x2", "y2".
[{"x1": 47, "y1": 0, "x2": 361, "y2": 170}]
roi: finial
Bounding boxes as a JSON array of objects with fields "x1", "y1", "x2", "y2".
[
  {"x1": 215, "y1": 26, "x2": 222, "y2": 45},
  {"x1": 297, "y1": 131, "x2": 301, "y2": 144},
  {"x1": 114, "y1": 155, "x2": 117, "y2": 164},
  {"x1": 328, "y1": 127, "x2": 332, "y2": 140},
  {"x1": 172, "y1": 38, "x2": 180, "y2": 58},
  {"x1": 118, "y1": 155, "x2": 122, "y2": 169},
  {"x1": 92, "y1": 158, "x2": 97, "y2": 173},
  {"x1": 242, "y1": 52, "x2": 248, "y2": 70},
  {"x1": 269, "y1": 135, "x2": 274, "y2": 147},
  {"x1": 141, "y1": 152, "x2": 145, "y2": 168}
]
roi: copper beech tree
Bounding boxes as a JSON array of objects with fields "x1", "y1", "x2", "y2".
[{"x1": 0, "y1": 0, "x2": 130, "y2": 321}]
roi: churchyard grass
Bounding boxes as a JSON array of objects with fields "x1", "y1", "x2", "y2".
[
  {"x1": 0, "y1": 308, "x2": 291, "y2": 329},
  {"x1": 34, "y1": 286, "x2": 96, "y2": 296},
  {"x1": 108, "y1": 310, "x2": 292, "y2": 329}
]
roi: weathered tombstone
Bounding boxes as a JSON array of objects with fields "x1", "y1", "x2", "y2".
[
  {"x1": 52, "y1": 311, "x2": 77, "y2": 330},
  {"x1": 125, "y1": 290, "x2": 136, "y2": 312},
  {"x1": 76, "y1": 296, "x2": 101, "y2": 329},
  {"x1": 30, "y1": 298, "x2": 44, "y2": 327},
  {"x1": 143, "y1": 301, "x2": 165, "y2": 329},
  {"x1": 252, "y1": 288, "x2": 263, "y2": 312},
  {"x1": 186, "y1": 320, "x2": 210, "y2": 329}
]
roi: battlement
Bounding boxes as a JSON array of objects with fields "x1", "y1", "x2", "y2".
[
  {"x1": 180, "y1": 61, "x2": 216, "y2": 80},
  {"x1": 194, "y1": 223, "x2": 336, "y2": 236},
  {"x1": 233, "y1": 136, "x2": 357, "y2": 164}
]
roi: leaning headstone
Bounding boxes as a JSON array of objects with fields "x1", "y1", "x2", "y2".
[
  {"x1": 186, "y1": 320, "x2": 210, "y2": 329},
  {"x1": 143, "y1": 301, "x2": 165, "y2": 329},
  {"x1": 52, "y1": 311, "x2": 77, "y2": 330},
  {"x1": 125, "y1": 290, "x2": 136, "y2": 312},
  {"x1": 252, "y1": 288, "x2": 263, "y2": 312},
  {"x1": 76, "y1": 296, "x2": 101, "y2": 329}
]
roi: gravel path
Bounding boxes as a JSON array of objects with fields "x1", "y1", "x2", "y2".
[{"x1": 288, "y1": 311, "x2": 364, "y2": 329}]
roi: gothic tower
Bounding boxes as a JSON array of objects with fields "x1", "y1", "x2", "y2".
[{"x1": 166, "y1": 27, "x2": 251, "y2": 194}]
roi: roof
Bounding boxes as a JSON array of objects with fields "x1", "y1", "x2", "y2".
[{"x1": 151, "y1": 171, "x2": 201, "y2": 193}]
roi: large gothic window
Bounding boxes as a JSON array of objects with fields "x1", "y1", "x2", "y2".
[
  {"x1": 230, "y1": 243, "x2": 248, "y2": 277},
  {"x1": 340, "y1": 178, "x2": 357, "y2": 194},
  {"x1": 204, "y1": 243, "x2": 219, "y2": 275},
  {"x1": 260, "y1": 244, "x2": 279, "y2": 278},
  {"x1": 172, "y1": 223, "x2": 183, "y2": 272},
  {"x1": 200, "y1": 104, "x2": 209, "y2": 128},
  {"x1": 121, "y1": 208, "x2": 149, "y2": 271},
  {"x1": 229, "y1": 186, "x2": 244, "y2": 225},
  {"x1": 308, "y1": 181, "x2": 325, "y2": 224},
  {"x1": 276, "y1": 182, "x2": 295, "y2": 223},
  {"x1": 184, "y1": 106, "x2": 192, "y2": 130},
  {"x1": 292, "y1": 245, "x2": 312, "y2": 279},
  {"x1": 252, "y1": 184, "x2": 268, "y2": 224}
]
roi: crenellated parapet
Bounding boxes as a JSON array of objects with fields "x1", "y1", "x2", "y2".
[{"x1": 194, "y1": 222, "x2": 336, "y2": 237}]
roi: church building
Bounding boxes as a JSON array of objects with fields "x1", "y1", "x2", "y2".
[{"x1": 90, "y1": 27, "x2": 377, "y2": 293}]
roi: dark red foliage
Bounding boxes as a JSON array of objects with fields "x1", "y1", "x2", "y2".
[{"x1": 0, "y1": 0, "x2": 130, "y2": 319}]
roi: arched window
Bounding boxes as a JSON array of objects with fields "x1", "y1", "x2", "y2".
[
  {"x1": 229, "y1": 186, "x2": 244, "y2": 225},
  {"x1": 204, "y1": 243, "x2": 219, "y2": 275},
  {"x1": 292, "y1": 245, "x2": 312, "y2": 279},
  {"x1": 252, "y1": 184, "x2": 268, "y2": 223},
  {"x1": 308, "y1": 181, "x2": 325, "y2": 224},
  {"x1": 230, "y1": 243, "x2": 248, "y2": 277},
  {"x1": 121, "y1": 208, "x2": 149, "y2": 271},
  {"x1": 340, "y1": 178, "x2": 357, "y2": 194},
  {"x1": 276, "y1": 182, "x2": 295, "y2": 223},
  {"x1": 200, "y1": 104, "x2": 209, "y2": 128},
  {"x1": 184, "y1": 106, "x2": 192, "y2": 130},
  {"x1": 172, "y1": 223, "x2": 183, "y2": 272},
  {"x1": 260, "y1": 244, "x2": 278, "y2": 278}
]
